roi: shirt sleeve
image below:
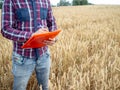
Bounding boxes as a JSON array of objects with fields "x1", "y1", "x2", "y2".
[
  {"x1": 47, "y1": 0, "x2": 57, "y2": 32},
  {"x1": 1, "y1": 0, "x2": 32, "y2": 42}
]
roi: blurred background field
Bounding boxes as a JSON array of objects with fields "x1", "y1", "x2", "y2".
[{"x1": 0, "y1": 5, "x2": 120, "y2": 90}]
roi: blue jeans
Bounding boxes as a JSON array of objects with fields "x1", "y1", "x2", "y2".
[{"x1": 12, "y1": 50, "x2": 51, "y2": 90}]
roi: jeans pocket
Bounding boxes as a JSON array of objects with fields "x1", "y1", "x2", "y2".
[
  {"x1": 45, "y1": 50, "x2": 50, "y2": 58},
  {"x1": 40, "y1": 8, "x2": 48, "y2": 20},
  {"x1": 12, "y1": 52, "x2": 25, "y2": 65},
  {"x1": 15, "y1": 8, "x2": 30, "y2": 22}
]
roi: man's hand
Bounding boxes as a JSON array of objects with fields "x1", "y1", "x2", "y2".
[
  {"x1": 32, "y1": 28, "x2": 48, "y2": 36},
  {"x1": 43, "y1": 38, "x2": 58, "y2": 46},
  {"x1": 32, "y1": 28, "x2": 58, "y2": 46}
]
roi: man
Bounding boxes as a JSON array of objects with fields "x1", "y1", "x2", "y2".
[{"x1": 1, "y1": 0, "x2": 57, "y2": 90}]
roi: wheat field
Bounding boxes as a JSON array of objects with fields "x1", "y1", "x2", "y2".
[{"x1": 0, "y1": 5, "x2": 120, "y2": 90}]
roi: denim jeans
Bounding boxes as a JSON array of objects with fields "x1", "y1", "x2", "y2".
[{"x1": 12, "y1": 50, "x2": 51, "y2": 90}]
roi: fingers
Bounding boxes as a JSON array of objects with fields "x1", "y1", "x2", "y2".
[
  {"x1": 49, "y1": 38, "x2": 58, "y2": 42},
  {"x1": 36, "y1": 28, "x2": 48, "y2": 33},
  {"x1": 43, "y1": 40, "x2": 55, "y2": 46},
  {"x1": 38, "y1": 28, "x2": 49, "y2": 32},
  {"x1": 43, "y1": 38, "x2": 57, "y2": 46},
  {"x1": 32, "y1": 28, "x2": 49, "y2": 36},
  {"x1": 49, "y1": 38, "x2": 55, "y2": 41},
  {"x1": 42, "y1": 28, "x2": 49, "y2": 32}
]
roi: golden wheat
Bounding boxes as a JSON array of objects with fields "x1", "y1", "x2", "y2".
[{"x1": 0, "y1": 5, "x2": 120, "y2": 90}]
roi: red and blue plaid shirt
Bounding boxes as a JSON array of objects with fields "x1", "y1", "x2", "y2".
[{"x1": 1, "y1": 0, "x2": 57, "y2": 58}]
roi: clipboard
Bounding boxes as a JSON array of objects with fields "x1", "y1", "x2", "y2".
[{"x1": 21, "y1": 30, "x2": 61, "y2": 49}]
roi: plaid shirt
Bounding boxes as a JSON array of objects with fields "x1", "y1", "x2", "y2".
[{"x1": 1, "y1": 0, "x2": 57, "y2": 58}]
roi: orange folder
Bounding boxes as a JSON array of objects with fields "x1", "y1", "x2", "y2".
[{"x1": 21, "y1": 30, "x2": 61, "y2": 49}]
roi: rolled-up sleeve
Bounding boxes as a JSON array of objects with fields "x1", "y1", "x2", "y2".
[
  {"x1": 1, "y1": 0, "x2": 32, "y2": 42},
  {"x1": 47, "y1": 0, "x2": 57, "y2": 32}
]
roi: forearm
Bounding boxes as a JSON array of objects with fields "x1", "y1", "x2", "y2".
[
  {"x1": 1, "y1": 26, "x2": 32, "y2": 42},
  {"x1": 47, "y1": 16, "x2": 57, "y2": 31},
  {"x1": 47, "y1": 0, "x2": 57, "y2": 32}
]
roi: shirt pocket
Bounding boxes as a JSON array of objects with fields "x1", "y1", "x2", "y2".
[
  {"x1": 40, "y1": 8, "x2": 48, "y2": 20},
  {"x1": 15, "y1": 8, "x2": 30, "y2": 22}
]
